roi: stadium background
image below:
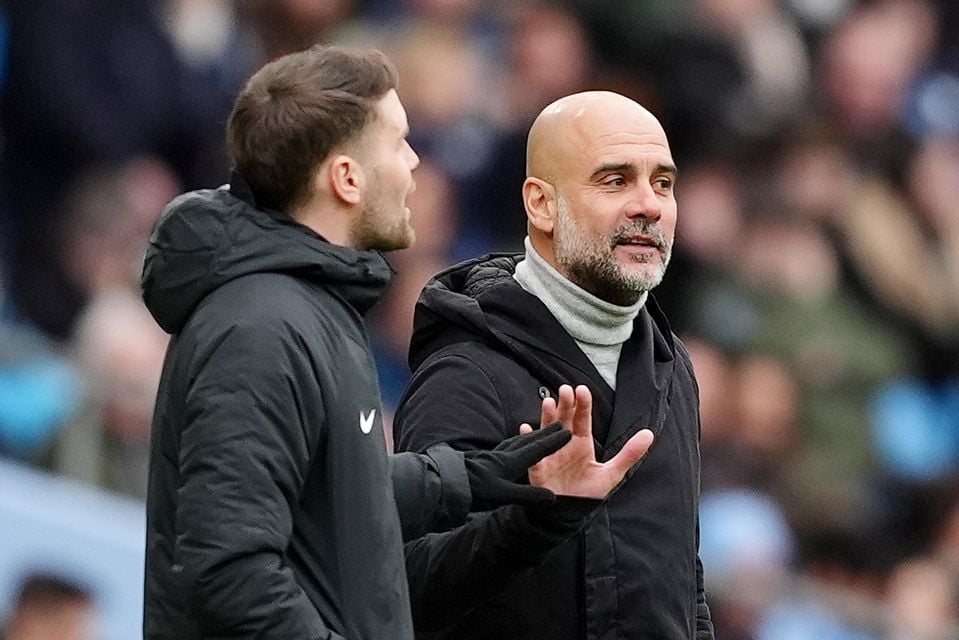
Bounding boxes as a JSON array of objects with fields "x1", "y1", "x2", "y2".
[{"x1": 0, "y1": 0, "x2": 957, "y2": 638}]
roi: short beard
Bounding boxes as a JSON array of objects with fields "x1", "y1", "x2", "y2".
[
  {"x1": 554, "y1": 195, "x2": 672, "y2": 306},
  {"x1": 351, "y1": 202, "x2": 413, "y2": 252},
  {"x1": 349, "y1": 170, "x2": 414, "y2": 252}
]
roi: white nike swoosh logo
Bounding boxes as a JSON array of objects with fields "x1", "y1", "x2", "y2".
[{"x1": 359, "y1": 409, "x2": 376, "y2": 434}]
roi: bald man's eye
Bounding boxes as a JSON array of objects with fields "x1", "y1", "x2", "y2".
[
  {"x1": 603, "y1": 176, "x2": 626, "y2": 187},
  {"x1": 653, "y1": 177, "x2": 674, "y2": 193}
]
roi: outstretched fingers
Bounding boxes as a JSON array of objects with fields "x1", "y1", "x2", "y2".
[
  {"x1": 571, "y1": 385, "x2": 593, "y2": 439},
  {"x1": 539, "y1": 394, "x2": 558, "y2": 429},
  {"x1": 606, "y1": 429, "x2": 654, "y2": 479},
  {"x1": 552, "y1": 384, "x2": 575, "y2": 428}
]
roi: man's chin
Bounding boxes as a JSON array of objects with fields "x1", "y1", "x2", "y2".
[
  {"x1": 628, "y1": 273, "x2": 664, "y2": 293},
  {"x1": 623, "y1": 257, "x2": 667, "y2": 280},
  {"x1": 368, "y1": 228, "x2": 415, "y2": 252}
]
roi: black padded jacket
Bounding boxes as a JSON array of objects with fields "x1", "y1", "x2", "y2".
[
  {"x1": 141, "y1": 179, "x2": 470, "y2": 640},
  {"x1": 395, "y1": 255, "x2": 714, "y2": 640}
]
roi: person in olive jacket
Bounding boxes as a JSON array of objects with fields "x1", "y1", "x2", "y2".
[
  {"x1": 141, "y1": 47, "x2": 652, "y2": 640},
  {"x1": 395, "y1": 92, "x2": 714, "y2": 640}
]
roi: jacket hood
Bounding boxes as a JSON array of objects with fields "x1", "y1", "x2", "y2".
[
  {"x1": 410, "y1": 254, "x2": 597, "y2": 373},
  {"x1": 409, "y1": 254, "x2": 519, "y2": 368},
  {"x1": 141, "y1": 179, "x2": 393, "y2": 334}
]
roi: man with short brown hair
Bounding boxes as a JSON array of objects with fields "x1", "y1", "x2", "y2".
[{"x1": 226, "y1": 47, "x2": 399, "y2": 216}]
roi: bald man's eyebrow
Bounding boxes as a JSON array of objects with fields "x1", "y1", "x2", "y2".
[
  {"x1": 654, "y1": 163, "x2": 678, "y2": 178},
  {"x1": 589, "y1": 162, "x2": 678, "y2": 183},
  {"x1": 589, "y1": 163, "x2": 636, "y2": 182}
]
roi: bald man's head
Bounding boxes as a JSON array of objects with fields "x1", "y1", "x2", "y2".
[
  {"x1": 521, "y1": 91, "x2": 678, "y2": 305},
  {"x1": 526, "y1": 91, "x2": 667, "y2": 182}
]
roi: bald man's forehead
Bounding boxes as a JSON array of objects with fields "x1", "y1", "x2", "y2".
[
  {"x1": 569, "y1": 97, "x2": 666, "y2": 139},
  {"x1": 551, "y1": 108, "x2": 670, "y2": 179}
]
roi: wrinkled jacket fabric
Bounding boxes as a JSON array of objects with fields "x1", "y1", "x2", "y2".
[
  {"x1": 141, "y1": 180, "x2": 468, "y2": 640},
  {"x1": 395, "y1": 255, "x2": 714, "y2": 640}
]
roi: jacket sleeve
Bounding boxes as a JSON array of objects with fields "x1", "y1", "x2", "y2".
[
  {"x1": 174, "y1": 322, "x2": 339, "y2": 639},
  {"x1": 404, "y1": 497, "x2": 597, "y2": 631},
  {"x1": 395, "y1": 352, "x2": 596, "y2": 630},
  {"x1": 389, "y1": 445, "x2": 471, "y2": 541}
]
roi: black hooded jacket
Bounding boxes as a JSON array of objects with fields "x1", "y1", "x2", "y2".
[
  {"x1": 394, "y1": 255, "x2": 714, "y2": 640},
  {"x1": 140, "y1": 181, "x2": 471, "y2": 640}
]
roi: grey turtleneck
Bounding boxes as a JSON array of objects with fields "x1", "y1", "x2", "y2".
[{"x1": 513, "y1": 237, "x2": 646, "y2": 390}]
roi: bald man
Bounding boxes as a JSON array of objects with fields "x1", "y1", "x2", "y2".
[{"x1": 396, "y1": 91, "x2": 714, "y2": 640}]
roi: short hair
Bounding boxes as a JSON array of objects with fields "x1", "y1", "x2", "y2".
[{"x1": 227, "y1": 45, "x2": 399, "y2": 213}]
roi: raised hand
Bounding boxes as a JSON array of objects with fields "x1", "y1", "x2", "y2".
[{"x1": 520, "y1": 384, "x2": 654, "y2": 499}]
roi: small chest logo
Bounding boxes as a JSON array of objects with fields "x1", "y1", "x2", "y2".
[{"x1": 359, "y1": 409, "x2": 377, "y2": 434}]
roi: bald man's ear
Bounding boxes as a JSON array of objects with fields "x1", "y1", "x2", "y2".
[
  {"x1": 327, "y1": 153, "x2": 366, "y2": 205},
  {"x1": 523, "y1": 177, "x2": 557, "y2": 234}
]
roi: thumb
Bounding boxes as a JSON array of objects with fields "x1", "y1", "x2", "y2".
[{"x1": 606, "y1": 429, "x2": 654, "y2": 479}]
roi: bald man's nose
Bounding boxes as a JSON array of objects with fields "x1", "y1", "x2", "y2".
[{"x1": 625, "y1": 184, "x2": 662, "y2": 221}]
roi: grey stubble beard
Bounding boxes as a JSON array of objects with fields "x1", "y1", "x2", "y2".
[{"x1": 553, "y1": 194, "x2": 672, "y2": 306}]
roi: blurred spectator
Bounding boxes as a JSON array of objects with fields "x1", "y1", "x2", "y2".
[
  {"x1": 734, "y1": 354, "x2": 801, "y2": 467},
  {"x1": 53, "y1": 161, "x2": 173, "y2": 497},
  {"x1": 689, "y1": 339, "x2": 805, "y2": 495},
  {"x1": 68, "y1": 290, "x2": 167, "y2": 498},
  {"x1": 0, "y1": 0, "x2": 231, "y2": 339},
  {"x1": 884, "y1": 556, "x2": 959, "y2": 640},
  {"x1": 799, "y1": 525, "x2": 894, "y2": 605},
  {"x1": 685, "y1": 337, "x2": 739, "y2": 446},
  {"x1": 818, "y1": 0, "x2": 939, "y2": 171},
  {"x1": 59, "y1": 160, "x2": 179, "y2": 300},
  {"x1": 1, "y1": 573, "x2": 94, "y2": 640},
  {"x1": 699, "y1": 488, "x2": 797, "y2": 639}
]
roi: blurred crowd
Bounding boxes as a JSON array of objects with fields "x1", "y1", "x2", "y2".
[{"x1": 0, "y1": 0, "x2": 957, "y2": 638}]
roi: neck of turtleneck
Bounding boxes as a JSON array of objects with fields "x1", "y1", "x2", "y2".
[{"x1": 513, "y1": 237, "x2": 646, "y2": 389}]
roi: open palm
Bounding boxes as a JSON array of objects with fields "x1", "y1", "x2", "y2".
[{"x1": 520, "y1": 384, "x2": 654, "y2": 499}]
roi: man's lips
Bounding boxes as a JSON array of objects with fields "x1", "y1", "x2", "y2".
[
  {"x1": 616, "y1": 235, "x2": 660, "y2": 248},
  {"x1": 613, "y1": 234, "x2": 666, "y2": 256}
]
